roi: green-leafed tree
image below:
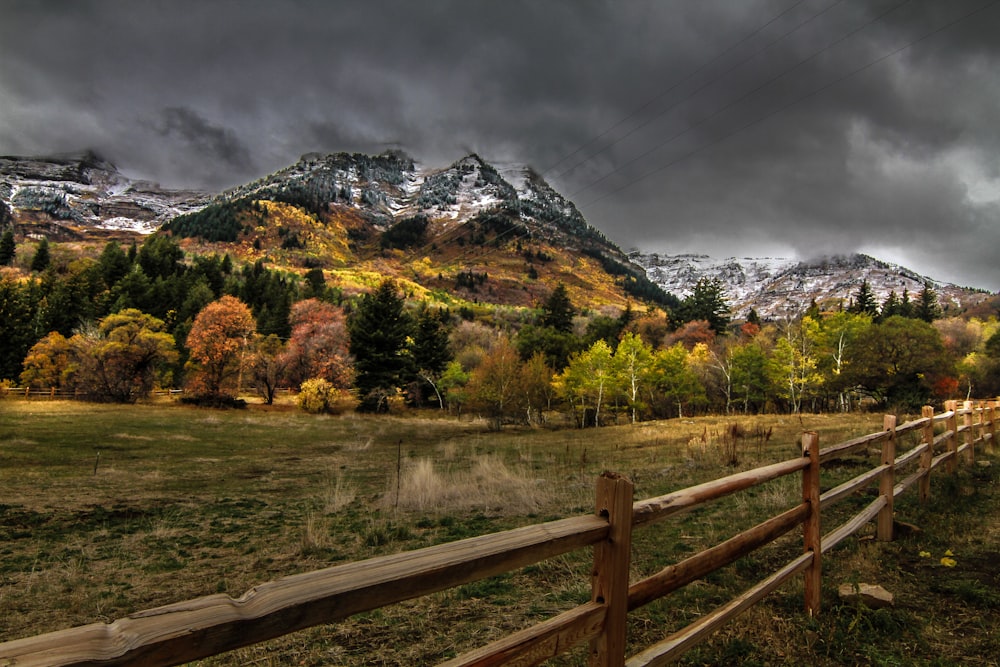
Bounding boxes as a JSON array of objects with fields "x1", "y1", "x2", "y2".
[
  {"x1": 613, "y1": 332, "x2": 653, "y2": 423},
  {"x1": 845, "y1": 315, "x2": 952, "y2": 409},
  {"x1": 649, "y1": 342, "x2": 705, "y2": 418},
  {"x1": 730, "y1": 342, "x2": 771, "y2": 414},
  {"x1": 348, "y1": 279, "x2": 414, "y2": 412},
  {"x1": 555, "y1": 339, "x2": 614, "y2": 427},
  {"x1": 410, "y1": 304, "x2": 453, "y2": 408}
]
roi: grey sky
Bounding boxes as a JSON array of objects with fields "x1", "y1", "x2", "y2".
[{"x1": 1, "y1": 0, "x2": 998, "y2": 290}]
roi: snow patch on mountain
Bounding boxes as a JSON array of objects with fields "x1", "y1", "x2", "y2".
[{"x1": 632, "y1": 252, "x2": 989, "y2": 320}]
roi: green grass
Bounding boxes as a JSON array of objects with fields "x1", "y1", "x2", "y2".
[{"x1": 1, "y1": 399, "x2": 996, "y2": 665}]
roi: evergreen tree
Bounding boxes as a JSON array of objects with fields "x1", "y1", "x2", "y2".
[
  {"x1": 30, "y1": 237, "x2": 51, "y2": 272},
  {"x1": 848, "y1": 280, "x2": 878, "y2": 317},
  {"x1": 680, "y1": 278, "x2": 731, "y2": 334},
  {"x1": 348, "y1": 279, "x2": 414, "y2": 412},
  {"x1": 541, "y1": 283, "x2": 575, "y2": 333},
  {"x1": 410, "y1": 305, "x2": 453, "y2": 408},
  {"x1": 98, "y1": 241, "x2": 131, "y2": 286},
  {"x1": 916, "y1": 283, "x2": 941, "y2": 322},
  {"x1": 880, "y1": 290, "x2": 900, "y2": 320},
  {"x1": 899, "y1": 287, "x2": 914, "y2": 318},
  {"x1": 0, "y1": 229, "x2": 15, "y2": 266}
]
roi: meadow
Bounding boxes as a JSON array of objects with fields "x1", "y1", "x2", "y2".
[{"x1": 1, "y1": 399, "x2": 998, "y2": 666}]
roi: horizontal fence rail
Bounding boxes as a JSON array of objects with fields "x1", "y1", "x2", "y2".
[{"x1": 1, "y1": 400, "x2": 996, "y2": 667}]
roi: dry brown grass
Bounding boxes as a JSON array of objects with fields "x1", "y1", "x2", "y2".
[
  {"x1": 386, "y1": 454, "x2": 550, "y2": 515},
  {"x1": 4, "y1": 401, "x2": 997, "y2": 666}
]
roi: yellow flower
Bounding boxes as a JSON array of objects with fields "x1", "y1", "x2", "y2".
[
  {"x1": 940, "y1": 557, "x2": 957, "y2": 567},
  {"x1": 919, "y1": 551, "x2": 931, "y2": 558},
  {"x1": 944, "y1": 549, "x2": 954, "y2": 557}
]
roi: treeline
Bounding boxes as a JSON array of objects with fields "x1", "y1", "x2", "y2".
[
  {"x1": 0, "y1": 234, "x2": 333, "y2": 386},
  {"x1": 3, "y1": 236, "x2": 999, "y2": 422}
]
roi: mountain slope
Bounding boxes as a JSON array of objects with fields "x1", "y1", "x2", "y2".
[
  {"x1": 0, "y1": 151, "x2": 210, "y2": 238},
  {"x1": 632, "y1": 252, "x2": 991, "y2": 319},
  {"x1": 159, "y1": 150, "x2": 666, "y2": 309}
]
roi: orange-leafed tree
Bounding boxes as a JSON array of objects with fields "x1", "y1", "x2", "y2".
[
  {"x1": 185, "y1": 296, "x2": 256, "y2": 399},
  {"x1": 282, "y1": 298, "x2": 353, "y2": 390}
]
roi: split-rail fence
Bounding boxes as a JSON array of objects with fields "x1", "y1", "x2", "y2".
[{"x1": 1, "y1": 399, "x2": 996, "y2": 667}]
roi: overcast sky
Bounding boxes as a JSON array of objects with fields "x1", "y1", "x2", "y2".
[{"x1": 1, "y1": 0, "x2": 998, "y2": 290}]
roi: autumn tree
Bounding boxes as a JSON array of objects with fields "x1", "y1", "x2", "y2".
[
  {"x1": 21, "y1": 310, "x2": 177, "y2": 402},
  {"x1": 71, "y1": 309, "x2": 178, "y2": 402},
  {"x1": 349, "y1": 279, "x2": 414, "y2": 412},
  {"x1": 466, "y1": 334, "x2": 525, "y2": 430},
  {"x1": 185, "y1": 296, "x2": 256, "y2": 400},
  {"x1": 20, "y1": 331, "x2": 75, "y2": 390},
  {"x1": 283, "y1": 298, "x2": 353, "y2": 389},
  {"x1": 249, "y1": 334, "x2": 290, "y2": 405}
]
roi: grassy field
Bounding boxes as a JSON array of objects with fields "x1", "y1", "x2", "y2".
[{"x1": 1, "y1": 399, "x2": 998, "y2": 666}]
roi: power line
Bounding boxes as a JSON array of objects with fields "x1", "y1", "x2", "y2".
[{"x1": 578, "y1": 0, "x2": 1000, "y2": 210}]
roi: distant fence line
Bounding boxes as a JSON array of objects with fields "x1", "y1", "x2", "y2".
[{"x1": 0, "y1": 399, "x2": 996, "y2": 667}]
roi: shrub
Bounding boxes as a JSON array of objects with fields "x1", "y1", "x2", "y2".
[{"x1": 297, "y1": 378, "x2": 354, "y2": 414}]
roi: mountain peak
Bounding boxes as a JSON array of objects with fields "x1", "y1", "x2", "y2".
[{"x1": 632, "y1": 251, "x2": 989, "y2": 319}]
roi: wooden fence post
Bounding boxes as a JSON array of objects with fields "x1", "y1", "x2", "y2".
[
  {"x1": 920, "y1": 406, "x2": 934, "y2": 504},
  {"x1": 945, "y1": 400, "x2": 958, "y2": 474},
  {"x1": 801, "y1": 432, "x2": 821, "y2": 617},
  {"x1": 988, "y1": 401, "x2": 997, "y2": 454},
  {"x1": 962, "y1": 400, "x2": 974, "y2": 465},
  {"x1": 878, "y1": 415, "x2": 896, "y2": 541},
  {"x1": 590, "y1": 472, "x2": 633, "y2": 667}
]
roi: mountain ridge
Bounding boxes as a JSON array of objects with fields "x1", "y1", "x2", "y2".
[
  {"x1": 1, "y1": 150, "x2": 992, "y2": 318},
  {"x1": 631, "y1": 251, "x2": 991, "y2": 320}
]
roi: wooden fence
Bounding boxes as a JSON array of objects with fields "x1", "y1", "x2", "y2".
[{"x1": 0, "y1": 399, "x2": 996, "y2": 667}]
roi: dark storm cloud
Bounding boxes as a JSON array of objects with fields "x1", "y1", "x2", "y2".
[
  {"x1": 155, "y1": 106, "x2": 255, "y2": 175},
  {"x1": 0, "y1": 0, "x2": 997, "y2": 289}
]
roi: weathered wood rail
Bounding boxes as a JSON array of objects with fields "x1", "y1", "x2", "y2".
[{"x1": 1, "y1": 399, "x2": 996, "y2": 667}]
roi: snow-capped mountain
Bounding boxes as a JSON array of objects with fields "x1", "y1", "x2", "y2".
[
  {"x1": 0, "y1": 151, "x2": 210, "y2": 236},
  {"x1": 631, "y1": 252, "x2": 990, "y2": 320},
  {"x1": 216, "y1": 150, "x2": 611, "y2": 250}
]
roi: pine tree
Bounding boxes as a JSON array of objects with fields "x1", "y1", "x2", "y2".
[
  {"x1": 30, "y1": 237, "x2": 50, "y2": 272},
  {"x1": 348, "y1": 279, "x2": 414, "y2": 412},
  {"x1": 0, "y1": 229, "x2": 15, "y2": 266},
  {"x1": 848, "y1": 280, "x2": 878, "y2": 317},
  {"x1": 916, "y1": 283, "x2": 941, "y2": 322},
  {"x1": 541, "y1": 283, "x2": 575, "y2": 333},
  {"x1": 680, "y1": 278, "x2": 731, "y2": 334}
]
